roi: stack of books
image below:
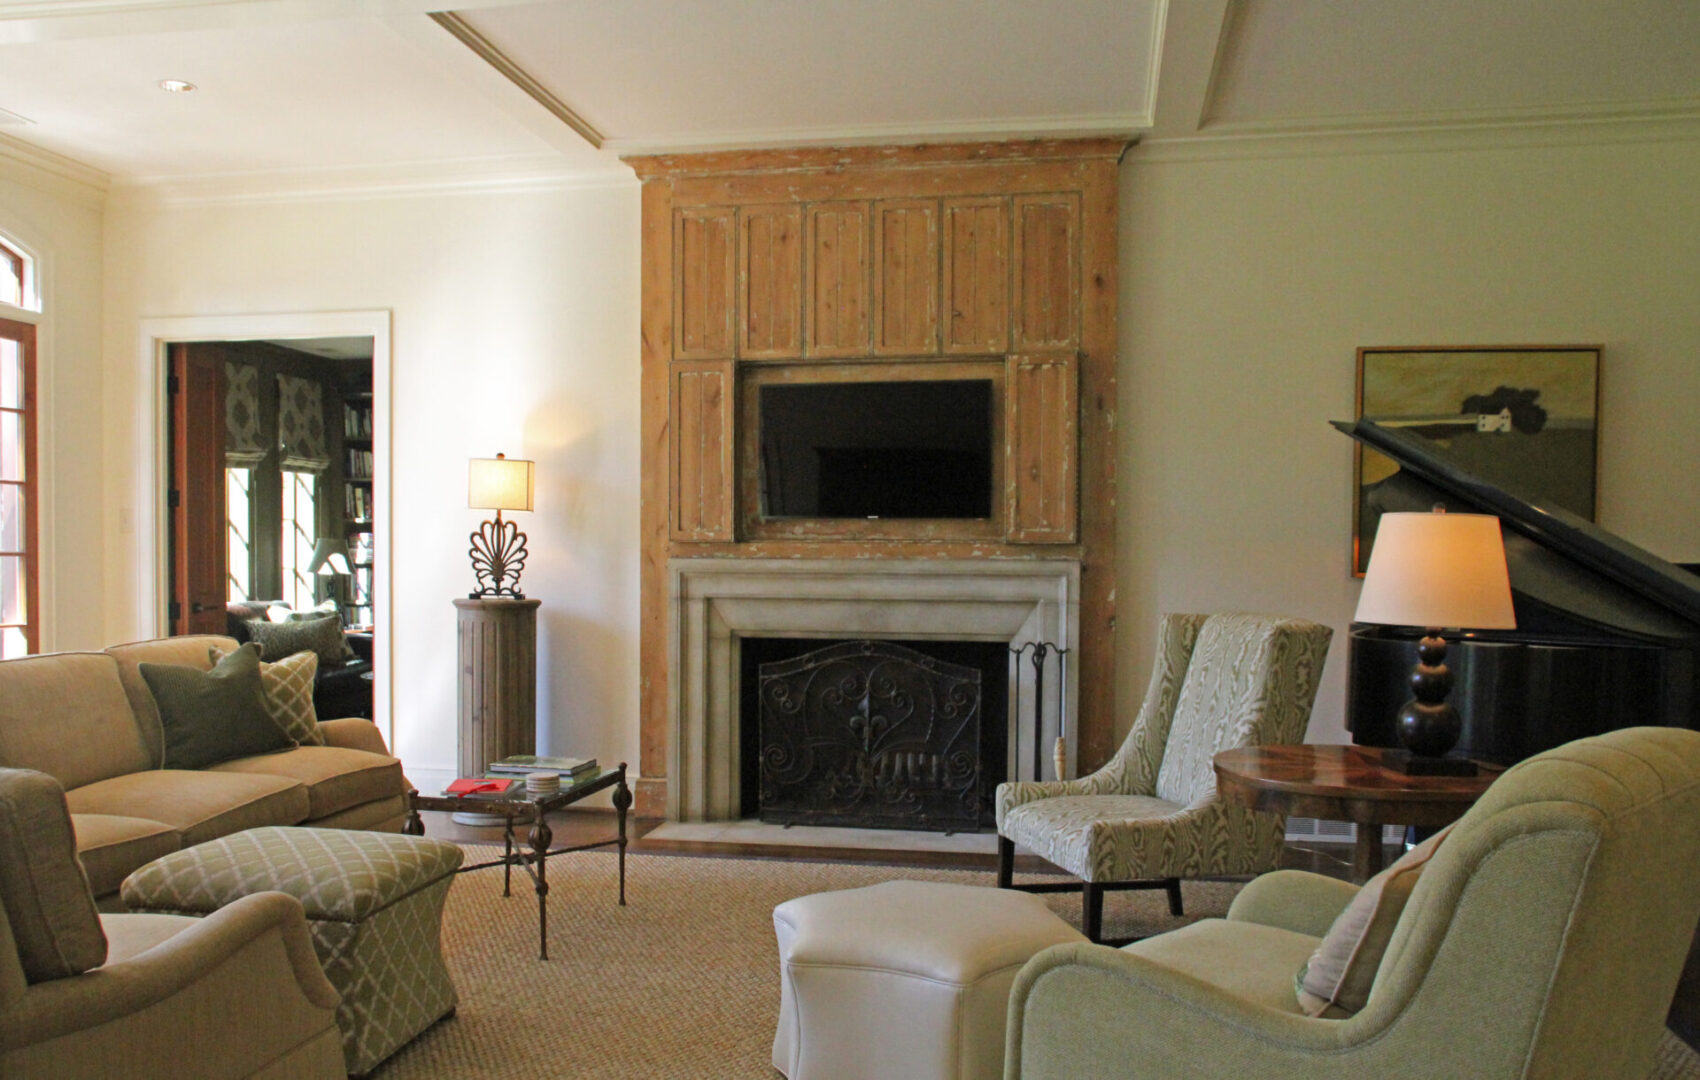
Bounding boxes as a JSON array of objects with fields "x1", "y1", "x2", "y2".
[{"x1": 488, "y1": 754, "x2": 598, "y2": 779}]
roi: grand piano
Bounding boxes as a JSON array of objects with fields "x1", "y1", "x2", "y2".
[{"x1": 1335, "y1": 418, "x2": 1700, "y2": 764}]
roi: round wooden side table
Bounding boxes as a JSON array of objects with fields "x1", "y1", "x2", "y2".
[{"x1": 1213, "y1": 744, "x2": 1503, "y2": 882}]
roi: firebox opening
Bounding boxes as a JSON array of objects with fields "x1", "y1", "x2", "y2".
[{"x1": 738, "y1": 637, "x2": 1009, "y2": 830}]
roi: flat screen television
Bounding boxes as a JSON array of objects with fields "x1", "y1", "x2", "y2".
[{"x1": 759, "y1": 379, "x2": 994, "y2": 520}]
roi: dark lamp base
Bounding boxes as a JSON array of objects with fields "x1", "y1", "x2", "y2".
[{"x1": 1382, "y1": 748, "x2": 1479, "y2": 777}]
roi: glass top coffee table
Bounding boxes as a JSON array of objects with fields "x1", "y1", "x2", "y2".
[{"x1": 404, "y1": 762, "x2": 630, "y2": 959}]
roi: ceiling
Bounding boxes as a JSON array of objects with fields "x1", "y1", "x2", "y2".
[{"x1": 0, "y1": 0, "x2": 1696, "y2": 196}]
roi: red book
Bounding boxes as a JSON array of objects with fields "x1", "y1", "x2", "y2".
[{"x1": 445, "y1": 777, "x2": 514, "y2": 796}]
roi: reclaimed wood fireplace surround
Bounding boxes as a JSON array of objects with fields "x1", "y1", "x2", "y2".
[{"x1": 630, "y1": 139, "x2": 1125, "y2": 819}]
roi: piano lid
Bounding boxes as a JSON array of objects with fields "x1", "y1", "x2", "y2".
[{"x1": 1334, "y1": 418, "x2": 1700, "y2": 640}]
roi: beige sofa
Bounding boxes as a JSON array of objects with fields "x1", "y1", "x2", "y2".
[{"x1": 0, "y1": 635, "x2": 408, "y2": 905}]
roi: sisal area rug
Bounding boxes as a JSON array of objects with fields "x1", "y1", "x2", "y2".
[{"x1": 380, "y1": 846, "x2": 1700, "y2": 1079}]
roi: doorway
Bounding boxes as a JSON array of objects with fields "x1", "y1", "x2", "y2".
[{"x1": 137, "y1": 310, "x2": 392, "y2": 741}]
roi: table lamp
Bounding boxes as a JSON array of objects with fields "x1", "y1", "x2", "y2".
[
  {"x1": 1354, "y1": 507, "x2": 1516, "y2": 776},
  {"x1": 307, "y1": 537, "x2": 352, "y2": 606},
  {"x1": 467, "y1": 453, "x2": 534, "y2": 599}
]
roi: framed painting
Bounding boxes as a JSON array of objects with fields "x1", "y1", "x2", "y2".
[{"x1": 1353, "y1": 345, "x2": 1602, "y2": 576}]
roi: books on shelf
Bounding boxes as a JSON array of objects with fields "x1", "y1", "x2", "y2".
[
  {"x1": 488, "y1": 755, "x2": 597, "y2": 777},
  {"x1": 344, "y1": 485, "x2": 372, "y2": 522},
  {"x1": 343, "y1": 403, "x2": 373, "y2": 440},
  {"x1": 345, "y1": 447, "x2": 374, "y2": 479}
]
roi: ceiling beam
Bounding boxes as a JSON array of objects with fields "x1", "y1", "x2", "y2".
[
  {"x1": 1147, "y1": 0, "x2": 1234, "y2": 138},
  {"x1": 426, "y1": 10, "x2": 604, "y2": 150},
  {"x1": 0, "y1": 0, "x2": 540, "y2": 44}
]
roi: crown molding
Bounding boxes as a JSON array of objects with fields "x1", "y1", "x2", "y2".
[
  {"x1": 605, "y1": 114, "x2": 1152, "y2": 157},
  {"x1": 1132, "y1": 106, "x2": 1700, "y2": 164},
  {"x1": 0, "y1": 132, "x2": 109, "y2": 207},
  {"x1": 109, "y1": 152, "x2": 635, "y2": 207}
]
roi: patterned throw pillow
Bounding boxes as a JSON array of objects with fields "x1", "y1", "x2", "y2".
[
  {"x1": 1295, "y1": 825, "x2": 1451, "y2": 1016},
  {"x1": 140, "y1": 644, "x2": 296, "y2": 769},
  {"x1": 210, "y1": 644, "x2": 324, "y2": 746},
  {"x1": 245, "y1": 614, "x2": 351, "y2": 668}
]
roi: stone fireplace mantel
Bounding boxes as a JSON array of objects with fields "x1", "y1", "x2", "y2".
[{"x1": 667, "y1": 557, "x2": 1080, "y2": 821}]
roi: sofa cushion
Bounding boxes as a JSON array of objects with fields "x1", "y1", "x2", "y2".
[
  {"x1": 0, "y1": 769, "x2": 108, "y2": 982},
  {"x1": 1123, "y1": 918, "x2": 1319, "y2": 1016},
  {"x1": 245, "y1": 616, "x2": 352, "y2": 668},
  {"x1": 210, "y1": 644, "x2": 324, "y2": 746},
  {"x1": 209, "y1": 747, "x2": 404, "y2": 820},
  {"x1": 141, "y1": 644, "x2": 296, "y2": 770},
  {"x1": 65, "y1": 770, "x2": 309, "y2": 846},
  {"x1": 0, "y1": 652, "x2": 153, "y2": 789},
  {"x1": 71, "y1": 814, "x2": 182, "y2": 898},
  {"x1": 106, "y1": 635, "x2": 240, "y2": 767}
]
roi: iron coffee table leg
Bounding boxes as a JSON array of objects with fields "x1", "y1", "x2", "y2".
[
  {"x1": 528, "y1": 814, "x2": 553, "y2": 960},
  {"x1": 613, "y1": 768, "x2": 631, "y2": 906}
]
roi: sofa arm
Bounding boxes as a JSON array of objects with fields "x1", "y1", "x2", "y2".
[
  {"x1": 1227, "y1": 870, "x2": 1360, "y2": 938},
  {"x1": 0, "y1": 892, "x2": 338, "y2": 1052},
  {"x1": 1006, "y1": 942, "x2": 1365, "y2": 1080},
  {"x1": 318, "y1": 716, "x2": 389, "y2": 756}
]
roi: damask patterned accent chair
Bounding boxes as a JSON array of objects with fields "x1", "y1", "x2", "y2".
[{"x1": 997, "y1": 612, "x2": 1333, "y2": 941}]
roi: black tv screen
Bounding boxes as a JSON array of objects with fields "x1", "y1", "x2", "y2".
[{"x1": 759, "y1": 380, "x2": 993, "y2": 519}]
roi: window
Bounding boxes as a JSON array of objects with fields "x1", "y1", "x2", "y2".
[
  {"x1": 0, "y1": 242, "x2": 22, "y2": 309},
  {"x1": 226, "y1": 467, "x2": 253, "y2": 602},
  {"x1": 0, "y1": 317, "x2": 36, "y2": 658},
  {"x1": 280, "y1": 469, "x2": 317, "y2": 611}
]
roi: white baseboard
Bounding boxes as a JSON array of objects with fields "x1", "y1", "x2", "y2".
[{"x1": 1285, "y1": 817, "x2": 1406, "y2": 845}]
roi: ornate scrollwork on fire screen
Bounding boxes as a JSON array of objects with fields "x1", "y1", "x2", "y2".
[{"x1": 757, "y1": 640, "x2": 983, "y2": 832}]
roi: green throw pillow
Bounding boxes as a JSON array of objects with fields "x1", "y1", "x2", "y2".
[
  {"x1": 140, "y1": 643, "x2": 296, "y2": 770},
  {"x1": 284, "y1": 609, "x2": 358, "y2": 661},
  {"x1": 246, "y1": 613, "x2": 353, "y2": 667}
]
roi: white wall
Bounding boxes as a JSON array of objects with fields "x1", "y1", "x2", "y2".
[
  {"x1": 101, "y1": 181, "x2": 643, "y2": 784},
  {"x1": 1116, "y1": 133, "x2": 1700, "y2": 745},
  {"x1": 0, "y1": 153, "x2": 108, "y2": 652}
]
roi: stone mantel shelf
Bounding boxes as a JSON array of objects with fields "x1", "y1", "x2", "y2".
[{"x1": 667, "y1": 557, "x2": 1080, "y2": 822}]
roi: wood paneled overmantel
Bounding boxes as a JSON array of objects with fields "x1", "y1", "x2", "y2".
[{"x1": 629, "y1": 138, "x2": 1127, "y2": 817}]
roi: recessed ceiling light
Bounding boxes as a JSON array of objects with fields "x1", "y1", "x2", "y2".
[{"x1": 158, "y1": 79, "x2": 197, "y2": 94}]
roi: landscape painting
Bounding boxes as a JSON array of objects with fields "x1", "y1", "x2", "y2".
[{"x1": 1353, "y1": 345, "x2": 1602, "y2": 576}]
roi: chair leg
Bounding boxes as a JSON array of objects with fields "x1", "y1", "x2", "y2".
[
  {"x1": 1166, "y1": 878, "x2": 1183, "y2": 917},
  {"x1": 1083, "y1": 883, "x2": 1105, "y2": 943},
  {"x1": 996, "y1": 835, "x2": 1014, "y2": 889}
]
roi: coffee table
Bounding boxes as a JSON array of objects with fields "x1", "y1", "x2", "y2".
[
  {"x1": 404, "y1": 762, "x2": 631, "y2": 959},
  {"x1": 1213, "y1": 745, "x2": 1502, "y2": 882}
]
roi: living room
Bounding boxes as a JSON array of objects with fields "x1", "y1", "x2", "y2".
[{"x1": 3, "y1": 1, "x2": 1700, "y2": 1078}]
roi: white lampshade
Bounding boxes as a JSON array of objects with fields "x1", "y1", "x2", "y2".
[
  {"x1": 306, "y1": 537, "x2": 352, "y2": 576},
  {"x1": 1355, "y1": 511, "x2": 1517, "y2": 630},
  {"x1": 468, "y1": 454, "x2": 534, "y2": 512}
]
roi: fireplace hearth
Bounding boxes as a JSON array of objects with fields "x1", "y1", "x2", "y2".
[{"x1": 745, "y1": 639, "x2": 1005, "y2": 832}]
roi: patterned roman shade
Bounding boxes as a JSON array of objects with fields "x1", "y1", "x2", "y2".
[
  {"x1": 277, "y1": 373, "x2": 329, "y2": 472},
  {"x1": 224, "y1": 362, "x2": 266, "y2": 468}
]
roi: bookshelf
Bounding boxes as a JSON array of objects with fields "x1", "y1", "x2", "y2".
[{"x1": 342, "y1": 391, "x2": 374, "y2": 628}]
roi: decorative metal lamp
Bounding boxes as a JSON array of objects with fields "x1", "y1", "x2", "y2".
[
  {"x1": 1354, "y1": 507, "x2": 1517, "y2": 776},
  {"x1": 467, "y1": 453, "x2": 534, "y2": 599}
]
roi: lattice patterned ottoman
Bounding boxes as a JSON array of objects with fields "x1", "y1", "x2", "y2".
[{"x1": 122, "y1": 826, "x2": 463, "y2": 1077}]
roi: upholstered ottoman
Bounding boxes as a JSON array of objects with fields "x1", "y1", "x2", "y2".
[
  {"x1": 121, "y1": 826, "x2": 462, "y2": 1077},
  {"x1": 772, "y1": 880, "x2": 1085, "y2": 1080}
]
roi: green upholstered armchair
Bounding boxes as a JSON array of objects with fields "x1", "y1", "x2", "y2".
[
  {"x1": 1004, "y1": 726, "x2": 1700, "y2": 1080},
  {"x1": 996, "y1": 612, "x2": 1333, "y2": 940}
]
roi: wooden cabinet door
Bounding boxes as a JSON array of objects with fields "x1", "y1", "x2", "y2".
[
  {"x1": 804, "y1": 202, "x2": 870, "y2": 358},
  {"x1": 1012, "y1": 194, "x2": 1080, "y2": 352},
  {"x1": 671, "y1": 361, "x2": 735, "y2": 540},
  {"x1": 169, "y1": 343, "x2": 228, "y2": 635},
  {"x1": 1006, "y1": 353, "x2": 1077, "y2": 543},
  {"x1": 674, "y1": 208, "x2": 737, "y2": 360},
  {"x1": 942, "y1": 198, "x2": 1009, "y2": 355},
  {"x1": 872, "y1": 199, "x2": 940, "y2": 356},
  {"x1": 740, "y1": 205, "x2": 802, "y2": 359}
]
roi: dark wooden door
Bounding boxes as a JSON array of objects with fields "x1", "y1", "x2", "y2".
[{"x1": 169, "y1": 343, "x2": 227, "y2": 637}]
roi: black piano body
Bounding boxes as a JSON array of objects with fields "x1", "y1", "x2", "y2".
[{"x1": 1336, "y1": 419, "x2": 1700, "y2": 765}]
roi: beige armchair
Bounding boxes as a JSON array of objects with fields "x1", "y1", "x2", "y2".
[
  {"x1": 996, "y1": 612, "x2": 1332, "y2": 941},
  {"x1": 1004, "y1": 726, "x2": 1700, "y2": 1079},
  {"x1": 0, "y1": 768, "x2": 344, "y2": 1080}
]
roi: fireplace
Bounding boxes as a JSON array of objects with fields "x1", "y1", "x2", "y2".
[
  {"x1": 740, "y1": 638, "x2": 1008, "y2": 831},
  {"x1": 667, "y1": 558, "x2": 1079, "y2": 822}
]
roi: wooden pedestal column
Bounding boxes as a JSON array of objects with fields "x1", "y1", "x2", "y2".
[{"x1": 454, "y1": 597, "x2": 541, "y2": 776}]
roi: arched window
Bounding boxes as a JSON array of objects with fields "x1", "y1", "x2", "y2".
[{"x1": 0, "y1": 237, "x2": 37, "y2": 656}]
